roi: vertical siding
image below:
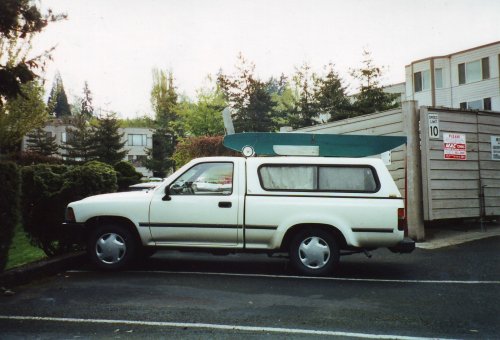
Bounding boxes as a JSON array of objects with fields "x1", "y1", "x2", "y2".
[{"x1": 421, "y1": 108, "x2": 500, "y2": 220}]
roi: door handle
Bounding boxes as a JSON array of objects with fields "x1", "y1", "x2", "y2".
[{"x1": 218, "y1": 201, "x2": 232, "y2": 208}]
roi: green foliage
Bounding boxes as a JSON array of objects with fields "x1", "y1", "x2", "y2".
[
  {"x1": 47, "y1": 72, "x2": 71, "y2": 118},
  {"x1": 61, "y1": 113, "x2": 96, "y2": 164},
  {"x1": 218, "y1": 53, "x2": 276, "y2": 132},
  {"x1": 145, "y1": 68, "x2": 180, "y2": 176},
  {"x1": 316, "y1": 64, "x2": 353, "y2": 122},
  {"x1": 0, "y1": 0, "x2": 65, "y2": 105},
  {"x1": 25, "y1": 127, "x2": 59, "y2": 156},
  {"x1": 114, "y1": 161, "x2": 142, "y2": 191},
  {"x1": 120, "y1": 115, "x2": 155, "y2": 128},
  {"x1": 92, "y1": 113, "x2": 127, "y2": 165},
  {"x1": 290, "y1": 63, "x2": 319, "y2": 128},
  {"x1": 0, "y1": 80, "x2": 47, "y2": 154},
  {"x1": 6, "y1": 223, "x2": 46, "y2": 270},
  {"x1": 350, "y1": 50, "x2": 399, "y2": 115},
  {"x1": 0, "y1": 162, "x2": 20, "y2": 272},
  {"x1": 173, "y1": 136, "x2": 238, "y2": 168},
  {"x1": 144, "y1": 128, "x2": 175, "y2": 177},
  {"x1": 11, "y1": 151, "x2": 62, "y2": 165},
  {"x1": 20, "y1": 162, "x2": 117, "y2": 256},
  {"x1": 176, "y1": 85, "x2": 226, "y2": 136}
]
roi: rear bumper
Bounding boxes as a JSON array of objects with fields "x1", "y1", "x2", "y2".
[
  {"x1": 389, "y1": 237, "x2": 415, "y2": 253},
  {"x1": 61, "y1": 222, "x2": 86, "y2": 244}
]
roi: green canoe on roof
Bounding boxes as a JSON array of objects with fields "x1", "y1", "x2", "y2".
[{"x1": 223, "y1": 132, "x2": 407, "y2": 157}]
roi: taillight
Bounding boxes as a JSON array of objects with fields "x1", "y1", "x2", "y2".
[
  {"x1": 397, "y1": 208, "x2": 406, "y2": 231},
  {"x1": 65, "y1": 207, "x2": 75, "y2": 222}
]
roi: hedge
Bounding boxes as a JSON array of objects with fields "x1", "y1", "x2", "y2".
[
  {"x1": 0, "y1": 162, "x2": 21, "y2": 272},
  {"x1": 21, "y1": 161, "x2": 117, "y2": 256},
  {"x1": 114, "y1": 161, "x2": 142, "y2": 191}
]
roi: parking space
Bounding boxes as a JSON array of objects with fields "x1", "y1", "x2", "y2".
[{"x1": 0, "y1": 237, "x2": 499, "y2": 339}]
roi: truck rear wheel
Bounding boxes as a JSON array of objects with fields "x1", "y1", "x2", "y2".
[
  {"x1": 88, "y1": 224, "x2": 137, "y2": 270},
  {"x1": 289, "y1": 228, "x2": 339, "y2": 276}
]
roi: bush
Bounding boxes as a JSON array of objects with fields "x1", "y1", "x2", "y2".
[
  {"x1": 0, "y1": 162, "x2": 21, "y2": 272},
  {"x1": 114, "y1": 161, "x2": 142, "y2": 191},
  {"x1": 21, "y1": 161, "x2": 118, "y2": 256},
  {"x1": 173, "y1": 136, "x2": 239, "y2": 168}
]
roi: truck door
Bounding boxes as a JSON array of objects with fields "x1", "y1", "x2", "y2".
[{"x1": 148, "y1": 161, "x2": 240, "y2": 247}]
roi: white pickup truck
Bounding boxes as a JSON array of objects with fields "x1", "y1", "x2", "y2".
[{"x1": 64, "y1": 156, "x2": 414, "y2": 275}]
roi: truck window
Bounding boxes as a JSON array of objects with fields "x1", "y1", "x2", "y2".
[
  {"x1": 318, "y1": 166, "x2": 377, "y2": 192},
  {"x1": 258, "y1": 164, "x2": 379, "y2": 193},
  {"x1": 170, "y1": 162, "x2": 233, "y2": 195}
]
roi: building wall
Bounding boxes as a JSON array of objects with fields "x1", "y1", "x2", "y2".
[{"x1": 401, "y1": 41, "x2": 500, "y2": 111}]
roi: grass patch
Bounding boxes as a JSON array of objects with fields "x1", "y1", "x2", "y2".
[{"x1": 5, "y1": 225, "x2": 46, "y2": 270}]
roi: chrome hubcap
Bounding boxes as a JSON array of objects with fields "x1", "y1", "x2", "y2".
[
  {"x1": 95, "y1": 233, "x2": 126, "y2": 264},
  {"x1": 298, "y1": 236, "x2": 330, "y2": 269}
]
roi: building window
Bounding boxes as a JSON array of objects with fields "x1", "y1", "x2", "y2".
[
  {"x1": 414, "y1": 70, "x2": 430, "y2": 92},
  {"x1": 128, "y1": 134, "x2": 147, "y2": 146},
  {"x1": 435, "y1": 68, "x2": 443, "y2": 88},
  {"x1": 484, "y1": 98, "x2": 492, "y2": 110},
  {"x1": 458, "y1": 57, "x2": 489, "y2": 84},
  {"x1": 459, "y1": 98, "x2": 491, "y2": 110}
]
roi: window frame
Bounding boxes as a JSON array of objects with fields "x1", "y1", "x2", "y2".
[
  {"x1": 257, "y1": 163, "x2": 380, "y2": 194},
  {"x1": 168, "y1": 161, "x2": 234, "y2": 196},
  {"x1": 414, "y1": 70, "x2": 430, "y2": 93},
  {"x1": 128, "y1": 134, "x2": 147, "y2": 146},
  {"x1": 458, "y1": 57, "x2": 490, "y2": 85},
  {"x1": 435, "y1": 68, "x2": 443, "y2": 89}
]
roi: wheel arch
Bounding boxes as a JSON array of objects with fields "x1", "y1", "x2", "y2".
[
  {"x1": 84, "y1": 216, "x2": 142, "y2": 246},
  {"x1": 280, "y1": 223, "x2": 348, "y2": 251}
]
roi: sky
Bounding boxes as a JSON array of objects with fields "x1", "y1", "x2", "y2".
[{"x1": 32, "y1": 0, "x2": 500, "y2": 119}]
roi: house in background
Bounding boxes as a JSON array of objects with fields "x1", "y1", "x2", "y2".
[
  {"x1": 386, "y1": 41, "x2": 500, "y2": 111},
  {"x1": 22, "y1": 121, "x2": 154, "y2": 177}
]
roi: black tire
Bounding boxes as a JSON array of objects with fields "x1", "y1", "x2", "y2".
[
  {"x1": 289, "y1": 228, "x2": 339, "y2": 276},
  {"x1": 87, "y1": 224, "x2": 138, "y2": 270}
]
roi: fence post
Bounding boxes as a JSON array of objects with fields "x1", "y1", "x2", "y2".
[{"x1": 403, "y1": 101, "x2": 425, "y2": 241}]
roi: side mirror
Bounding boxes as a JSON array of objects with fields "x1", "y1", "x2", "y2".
[{"x1": 162, "y1": 186, "x2": 171, "y2": 201}]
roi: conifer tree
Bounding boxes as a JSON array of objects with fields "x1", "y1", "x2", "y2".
[
  {"x1": 92, "y1": 113, "x2": 127, "y2": 165},
  {"x1": 25, "y1": 127, "x2": 59, "y2": 156},
  {"x1": 61, "y1": 114, "x2": 95, "y2": 164},
  {"x1": 47, "y1": 72, "x2": 71, "y2": 118}
]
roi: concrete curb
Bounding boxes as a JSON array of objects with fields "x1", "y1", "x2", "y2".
[{"x1": 0, "y1": 251, "x2": 86, "y2": 289}]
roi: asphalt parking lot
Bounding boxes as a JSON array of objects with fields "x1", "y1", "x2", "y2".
[{"x1": 1, "y1": 236, "x2": 499, "y2": 339}]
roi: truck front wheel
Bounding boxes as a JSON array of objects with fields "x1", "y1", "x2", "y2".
[
  {"x1": 88, "y1": 225, "x2": 137, "y2": 270},
  {"x1": 289, "y1": 228, "x2": 339, "y2": 276}
]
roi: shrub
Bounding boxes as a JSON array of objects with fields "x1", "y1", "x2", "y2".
[
  {"x1": 21, "y1": 162, "x2": 118, "y2": 256},
  {"x1": 0, "y1": 162, "x2": 20, "y2": 272},
  {"x1": 114, "y1": 161, "x2": 142, "y2": 191},
  {"x1": 173, "y1": 136, "x2": 239, "y2": 168}
]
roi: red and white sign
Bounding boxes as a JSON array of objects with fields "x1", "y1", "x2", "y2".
[{"x1": 443, "y1": 133, "x2": 466, "y2": 160}]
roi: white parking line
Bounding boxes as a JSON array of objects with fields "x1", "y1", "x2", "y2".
[
  {"x1": 0, "y1": 315, "x2": 456, "y2": 340},
  {"x1": 68, "y1": 270, "x2": 500, "y2": 284}
]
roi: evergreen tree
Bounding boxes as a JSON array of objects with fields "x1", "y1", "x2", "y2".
[
  {"x1": 144, "y1": 128, "x2": 175, "y2": 177},
  {"x1": 315, "y1": 63, "x2": 353, "y2": 122},
  {"x1": 25, "y1": 127, "x2": 59, "y2": 156},
  {"x1": 81, "y1": 81, "x2": 94, "y2": 118},
  {"x1": 217, "y1": 53, "x2": 276, "y2": 132},
  {"x1": 92, "y1": 113, "x2": 127, "y2": 165},
  {"x1": 291, "y1": 62, "x2": 319, "y2": 128},
  {"x1": 47, "y1": 72, "x2": 71, "y2": 118},
  {"x1": 350, "y1": 50, "x2": 399, "y2": 115},
  {"x1": 61, "y1": 114, "x2": 95, "y2": 164}
]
